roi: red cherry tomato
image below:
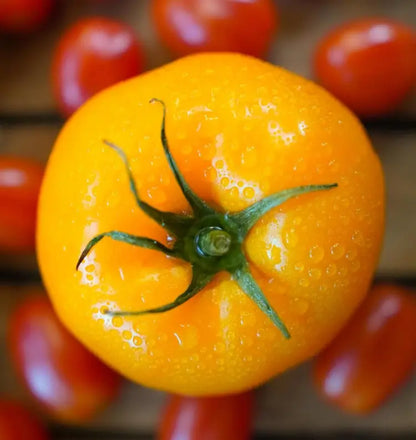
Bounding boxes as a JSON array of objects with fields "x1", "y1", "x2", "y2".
[
  {"x1": 313, "y1": 283, "x2": 416, "y2": 414},
  {"x1": 52, "y1": 17, "x2": 145, "y2": 117},
  {"x1": 8, "y1": 293, "x2": 121, "y2": 422},
  {"x1": 0, "y1": 157, "x2": 43, "y2": 253},
  {"x1": 0, "y1": 0, "x2": 54, "y2": 33},
  {"x1": 0, "y1": 400, "x2": 49, "y2": 440},
  {"x1": 314, "y1": 18, "x2": 416, "y2": 117},
  {"x1": 152, "y1": 0, "x2": 278, "y2": 58},
  {"x1": 158, "y1": 393, "x2": 253, "y2": 440}
]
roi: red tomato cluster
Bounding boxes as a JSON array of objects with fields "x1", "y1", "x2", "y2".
[
  {"x1": 52, "y1": 17, "x2": 145, "y2": 117},
  {"x1": 152, "y1": 0, "x2": 278, "y2": 58},
  {"x1": 314, "y1": 18, "x2": 416, "y2": 117},
  {"x1": 0, "y1": 157, "x2": 43, "y2": 253},
  {"x1": 8, "y1": 294, "x2": 121, "y2": 422},
  {"x1": 313, "y1": 283, "x2": 416, "y2": 414},
  {"x1": 0, "y1": 400, "x2": 49, "y2": 440}
]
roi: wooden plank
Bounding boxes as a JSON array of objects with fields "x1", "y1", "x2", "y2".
[
  {"x1": 0, "y1": 0, "x2": 415, "y2": 114},
  {"x1": 1, "y1": 125, "x2": 415, "y2": 275}
]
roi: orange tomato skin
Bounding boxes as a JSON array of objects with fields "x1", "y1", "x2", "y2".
[
  {"x1": 314, "y1": 18, "x2": 416, "y2": 117},
  {"x1": 0, "y1": 157, "x2": 43, "y2": 253},
  {"x1": 313, "y1": 284, "x2": 416, "y2": 414},
  {"x1": 8, "y1": 294, "x2": 121, "y2": 422},
  {"x1": 37, "y1": 53, "x2": 384, "y2": 395},
  {"x1": 152, "y1": 0, "x2": 278, "y2": 58},
  {"x1": 158, "y1": 393, "x2": 253, "y2": 440}
]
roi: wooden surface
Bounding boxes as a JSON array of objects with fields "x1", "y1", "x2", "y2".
[{"x1": 0, "y1": 0, "x2": 415, "y2": 439}]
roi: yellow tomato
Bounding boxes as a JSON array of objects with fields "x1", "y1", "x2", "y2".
[{"x1": 38, "y1": 53, "x2": 384, "y2": 395}]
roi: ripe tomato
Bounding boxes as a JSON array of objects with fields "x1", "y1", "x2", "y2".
[
  {"x1": 158, "y1": 393, "x2": 253, "y2": 440},
  {"x1": 8, "y1": 293, "x2": 121, "y2": 422},
  {"x1": 152, "y1": 0, "x2": 278, "y2": 58},
  {"x1": 314, "y1": 18, "x2": 416, "y2": 117},
  {"x1": 52, "y1": 17, "x2": 145, "y2": 118},
  {"x1": 313, "y1": 283, "x2": 416, "y2": 414},
  {"x1": 38, "y1": 53, "x2": 384, "y2": 395},
  {"x1": 0, "y1": 0, "x2": 54, "y2": 33},
  {"x1": 0, "y1": 400, "x2": 49, "y2": 440},
  {"x1": 0, "y1": 157, "x2": 43, "y2": 253}
]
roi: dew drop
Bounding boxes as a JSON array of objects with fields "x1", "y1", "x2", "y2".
[
  {"x1": 230, "y1": 187, "x2": 239, "y2": 198},
  {"x1": 308, "y1": 268, "x2": 322, "y2": 280},
  {"x1": 294, "y1": 262, "x2": 304, "y2": 272},
  {"x1": 299, "y1": 278, "x2": 310, "y2": 288},
  {"x1": 122, "y1": 330, "x2": 132, "y2": 340},
  {"x1": 221, "y1": 177, "x2": 230, "y2": 187},
  {"x1": 326, "y1": 264, "x2": 337, "y2": 276},
  {"x1": 85, "y1": 264, "x2": 95, "y2": 273},
  {"x1": 243, "y1": 187, "x2": 255, "y2": 199},
  {"x1": 112, "y1": 316, "x2": 123, "y2": 328},
  {"x1": 215, "y1": 159, "x2": 225, "y2": 169},
  {"x1": 284, "y1": 230, "x2": 299, "y2": 248},
  {"x1": 133, "y1": 336, "x2": 143, "y2": 346},
  {"x1": 330, "y1": 243, "x2": 345, "y2": 260},
  {"x1": 309, "y1": 245, "x2": 325, "y2": 263},
  {"x1": 352, "y1": 230, "x2": 365, "y2": 247}
]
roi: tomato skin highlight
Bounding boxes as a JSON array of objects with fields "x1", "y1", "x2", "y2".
[
  {"x1": 0, "y1": 400, "x2": 49, "y2": 440},
  {"x1": 52, "y1": 17, "x2": 145, "y2": 117},
  {"x1": 0, "y1": 0, "x2": 54, "y2": 33},
  {"x1": 158, "y1": 393, "x2": 253, "y2": 440},
  {"x1": 152, "y1": 0, "x2": 278, "y2": 58},
  {"x1": 314, "y1": 18, "x2": 416, "y2": 117},
  {"x1": 0, "y1": 157, "x2": 43, "y2": 253},
  {"x1": 313, "y1": 283, "x2": 416, "y2": 414},
  {"x1": 7, "y1": 294, "x2": 121, "y2": 422}
]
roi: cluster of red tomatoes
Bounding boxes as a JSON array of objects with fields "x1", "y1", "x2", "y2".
[{"x1": 0, "y1": 0, "x2": 415, "y2": 439}]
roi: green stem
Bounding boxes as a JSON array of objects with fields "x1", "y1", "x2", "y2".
[
  {"x1": 150, "y1": 99, "x2": 214, "y2": 216},
  {"x1": 232, "y1": 183, "x2": 338, "y2": 236},
  {"x1": 76, "y1": 231, "x2": 177, "y2": 270},
  {"x1": 76, "y1": 100, "x2": 339, "y2": 339},
  {"x1": 233, "y1": 266, "x2": 291, "y2": 339},
  {"x1": 107, "y1": 270, "x2": 213, "y2": 316},
  {"x1": 104, "y1": 139, "x2": 193, "y2": 236}
]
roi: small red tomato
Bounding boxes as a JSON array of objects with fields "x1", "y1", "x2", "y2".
[
  {"x1": 158, "y1": 393, "x2": 253, "y2": 440},
  {"x1": 8, "y1": 294, "x2": 121, "y2": 422},
  {"x1": 0, "y1": 0, "x2": 54, "y2": 34},
  {"x1": 152, "y1": 0, "x2": 278, "y2": 58},
  {"x1": 52, "y1": 17, "x2": 145, "y2": 117},
  {"x1": 0, "y1": 157, "x2": 43, "y2": 253},
  {"x1": 0, "y1": 400, "x2": 49, "y2": 440},
  {"x1": 314, "y1": 18, "x2": 416, "y2": 117},
  {"x1": 313, "y1": 283, "x2": 416, "y2": 414}
]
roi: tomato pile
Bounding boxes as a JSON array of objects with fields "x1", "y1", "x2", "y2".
[{"x1": 0, "y1": 0, "x2": 415, "y2": 439}]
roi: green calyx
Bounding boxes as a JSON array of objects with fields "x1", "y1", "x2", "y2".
[{"x1": 76, "y1": 99, "x2": 338, "y2": 339}]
